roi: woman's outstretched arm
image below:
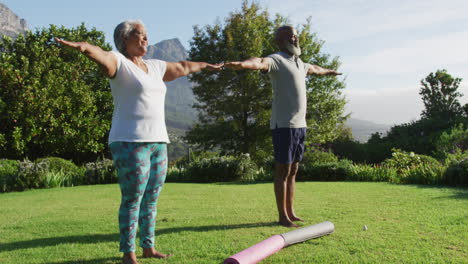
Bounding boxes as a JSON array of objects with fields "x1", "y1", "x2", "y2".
[{"x1": 55, "y1": 38, "x2": 118, "y2": 78}]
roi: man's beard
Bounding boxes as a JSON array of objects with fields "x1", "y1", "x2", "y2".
[{"x1": 285, "y1": 41, "x2": 301, "y2": 56}]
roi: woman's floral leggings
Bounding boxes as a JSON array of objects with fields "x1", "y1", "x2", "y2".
[{"x1": 109, "y1": 142, "x2": 168, "y2": 253}]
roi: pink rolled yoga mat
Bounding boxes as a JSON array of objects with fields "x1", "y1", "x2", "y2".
[{"x1": 223, "y1": 234, "x2": 285, "y2": 264}]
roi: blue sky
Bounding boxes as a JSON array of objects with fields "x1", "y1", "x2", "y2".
[{"x1": 3, "y1": 0, "x2": 468, "y2": 125}]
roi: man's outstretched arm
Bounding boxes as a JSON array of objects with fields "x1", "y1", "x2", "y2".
[
  {"x1": 307, "y1": 65, "x2": 341, "y2": 76},
  {"x1": 224, "y1": 57, "x2": 270, "y2": 71}
]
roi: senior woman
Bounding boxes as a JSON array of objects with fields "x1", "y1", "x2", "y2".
[{"x1": 56, "y1": 20, "x2": 222, "y2": 264}]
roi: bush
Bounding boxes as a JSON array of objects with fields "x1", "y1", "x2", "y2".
[
  {"x1": 382, "y1": 149, "x2": 440, "y2": 173},
  {"x1": 178, "y1": 154, "x2": 259, "y2": 183},
  {"x1": 330, "y1": 139, "x2": 369, "y2": 163},
  {"x1": 84, "y1": 159, "x2": 116, "y2": 184},
  {"x1": 13, "y1": 159, "x2": 49, "y2": 191},
  {"x1": 297, "y1": 160, "x2": 353, "y2": 181},
  {"x1": 171, "y1": 151, "x2": 219, "y2": 168},
  {"x1": 166, "y1": 166, "x2": 187, "y2": 182},
  {"x1": 0, "y1": 159, "x2": 19, "y2": 192},
  {"x1": 346, "y1": 164, "x2": 398, "y2": 182},
  {"x1": 402, "y1": 164, "x2": 446, "y2": 185},
  {"x1": 0, "y1": 24, "x2": 113, "y2": 163},
  {"x1": 444, "y1": 158, "x2": 468, "y2": 186},
  {"x1": 303, "y1": 147, "x2": 338, "y2": 164},
  {"x1": 434, "y1": 123, "x2": 468, "y2": 160},
  {"x1": 36, "y1": 157, "x2": 83, "y2": 186},
  {"x1": 43, "y1": 170, "x2": 73, "y2": 189}
]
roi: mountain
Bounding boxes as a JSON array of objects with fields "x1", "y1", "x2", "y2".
[
  {"x1": 0, "y1": 3, "x2": 28, "y2": 39},
  {"x1": 144, "y1": 38, "x2": 197, "y2": 130},
  {"x1": 346, "y1": 118, "x2": 391, "y2": 142}
]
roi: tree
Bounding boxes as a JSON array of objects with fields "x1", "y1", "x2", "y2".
[
  {"x1": 0, "y1": 24, "x2": 113, "y2": 162},
  {"x1": 420, "y1": 69, "x2": 464, "y2": 120},
  {"x1": 186, "y1": 1, "x2": 346, "y2": 161}
]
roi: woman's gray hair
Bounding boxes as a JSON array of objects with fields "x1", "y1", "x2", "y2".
[{"x1": 113, "y1": 20, "x2": 145, "y2": 54}]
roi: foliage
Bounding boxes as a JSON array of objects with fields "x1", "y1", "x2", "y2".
[
  {"x1": 443, "y1": 158, "x2": 468, "y2": 186},
  {"x1": 401, "y1": 163, "x2": 446, "y2": 185},
  {"x1": 297, "y1": 159, "x2": 352, "y2": 181},
  {"x1": 382, "y1": 149, "x2": 440, "y2": 173},
  {"x1": 13, "y1": 159, "x2": 49, "y2": 191},
  {"x1": 420, "y1": 69, "x2": 464, "y2": 120},
  {"x1": 302, "y1": 146, "x2": 338, "y2": 164},
  {"x1": 186, "y1": 1, "x2": 274, "y2": 160},
  {"x1": 36, "y1": 156, "x2": 81, "y2": 176},
  {"x1": 434, "y1": 123, "x2": 468, "y2": 159},
  {"x1": 0, "y1": 159, "x2": 19, "y2": 192},
  {"x1": 43, "y1": 170, "x2": 74, "y2": 189},
  {"x1": 356, "y1": 69, "x2": 467, "y2": 162},
  {"x1": 171, "y1": 150, "x2": 220, "y2": 167},
  {"x1": 330, "y1": 138, "x2": 372, "y2": 163},
  {"x1": 346, "y1": 164, "x2": 398, "y2": 182},
  {"x1": 0, "y1": 24, "x2": 113, "y2": 163},
  {"x1": 36, "y1": 157, "x2": 85, "y2": 187},
  {"x1": 84, "y1": 159, "x2": 116, "y2": 185},
  {"x1": 186, "y1": 1, "x2": 346, "y2": 160},
  {"x1": 168, "y1": 153, "x2": 259, "y2": 183}
]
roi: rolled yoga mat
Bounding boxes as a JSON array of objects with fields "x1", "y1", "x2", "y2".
[
  {"x1": 223, "y1": 234, "x2": 285, "y2": 264},
  {"x1": 280, "y1": 221, "x2": 335, "y2": 246}
]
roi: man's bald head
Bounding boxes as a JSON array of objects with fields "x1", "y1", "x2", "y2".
[
  {"x1": 275, "y1": 26, "x2": 295, "y2": 44},
  {"x1": 274, "y1": 25, "x2": 301, "y2": 56}
]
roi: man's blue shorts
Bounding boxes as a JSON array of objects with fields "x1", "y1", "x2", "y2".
[{"x1": 272, "y1": 127, "x2": 307, "y2": 164}]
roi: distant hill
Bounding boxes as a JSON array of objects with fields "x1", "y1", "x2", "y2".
[
  {"x1": 144, "y1": 38, "x2": 197, "y2": 130},
  {"x1": 0, "y1": 3, "x2": 28, "y2": 39},
  {"x1": 346, "y1": 118, "x2": 390, "y2": 142}
]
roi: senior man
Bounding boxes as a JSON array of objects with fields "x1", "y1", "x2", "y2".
[{"x1": 225, "y1": 25, "x2": 341, "y2": 227}]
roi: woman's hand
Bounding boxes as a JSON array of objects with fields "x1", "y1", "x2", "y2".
[
  {"x1": 164, "y1": 61, "x2": 223, "y2": 82},
  {"x1": 55, "y1": 37, "x2": 118, "y2": 78},
  {"x1": 54, "y1": 38, "x2": 88, "y2": 53}
]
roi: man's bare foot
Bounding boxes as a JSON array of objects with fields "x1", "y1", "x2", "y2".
[
  {"x1": 289, "y1": 215, "x2": 304, "y2": 222},
  {"x1": 142, "y1": 247, "x2": 172, "y2": 259},
  {"x1": 279, "y1": 219, "x2": 299, "y2": 228},
  {"x1": 122, "y1": 252, "x2": 138, "y2": 264}
]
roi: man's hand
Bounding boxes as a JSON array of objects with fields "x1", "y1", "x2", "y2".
[
  {"x1": 224, "y1": 58, "x2": 269, "y2": 71},
  {"x1": 308, "y1": 65, "x2": 342, "y2": 76},
  {"x1": 205, "y1": 63, "x2": 224, "y2": 71},
  {"x1": 329, "y1": 70, "x2": 342, "y2": 75}
]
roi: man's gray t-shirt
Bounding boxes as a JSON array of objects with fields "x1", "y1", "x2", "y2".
[{"x1": 266, "y1": 51, "x2": 311, "y2": 129}]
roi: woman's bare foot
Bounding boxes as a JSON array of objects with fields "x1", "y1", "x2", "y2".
[
  {"x1": 142, "y1": 247, "x2": 172, "y2": 259},
  {"x1": 122, "y1": 252, "x2": 138, "y2": 264}
]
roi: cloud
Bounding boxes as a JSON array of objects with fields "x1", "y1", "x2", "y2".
[
  {"x1": 345, "y1": 82, "x2": 468, "y2": 125},
  {"x1": 260, "y1": 0, "x2": 468, "y2": 125},
  {"x1": 345, "y1": 86, "x2": 422, "y2": 125},
  {"x1": 262, "y1": 0, "x2": 468, "y2": 43},
  {"x1": 343, "y1": 30, "x2": 468, "y2": 74}
]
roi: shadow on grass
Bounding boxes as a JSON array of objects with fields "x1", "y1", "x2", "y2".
[
  {"x1": 0, "y1": 233, "x2": 119, "y2": 253},
  {"x1": 415, "y1": 184, "x2": 468, "y2": 200},
  {"x1": 50, "y1": 257, "x2": 121, "y2": 264},
  {"x1": 437, "y1": 190, "x2": 468, "y2": 200},
  {"x1": 156, "y1": 221, "x2": 278, "y2": 236},
  {"x1": 213, "y1": 181, "x2": 271, "y2": 186},
  {"x1": 0, "y1": 221, "x2": 277, "y2": 253}
]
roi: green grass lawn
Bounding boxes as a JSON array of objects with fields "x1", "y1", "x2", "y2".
[{"x1": 0, "y1": 182, "x2": 466, "y2": 264}]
